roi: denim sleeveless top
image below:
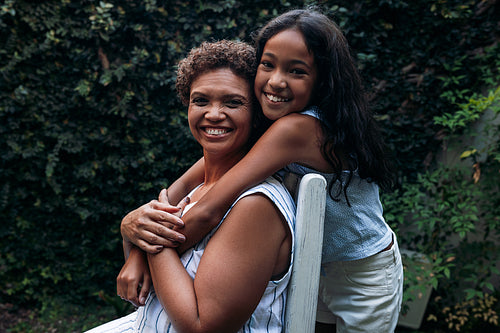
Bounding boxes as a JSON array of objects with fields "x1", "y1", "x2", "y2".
[{"x1": 286, "y1": 107, "x2": 392, "y2": 263}]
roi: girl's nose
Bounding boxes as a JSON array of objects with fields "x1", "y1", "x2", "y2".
[{"x1": 269, "y1": 71, "x2": 287, "y2": 89}]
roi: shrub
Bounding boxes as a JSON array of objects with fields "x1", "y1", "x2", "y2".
[{"x1": 1, "y1": 3, "x2": 499, "y2": 331}]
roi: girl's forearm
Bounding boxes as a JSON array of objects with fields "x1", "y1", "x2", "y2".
[
  {"x1": 167, "y1": 157, "x2": 205, "y2": 205},
  {"x1": 176, "y1": 116, "x2": 311, "y2": 254},
  {"x1": 176, "y1": 158, "x2": 274, "y2": 253},
  {"x1": 176, "y1": 128, "x2": 292, "y2": 253}
]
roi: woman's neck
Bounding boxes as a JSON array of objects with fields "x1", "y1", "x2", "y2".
[
  {"x1": 202, "y1": 150, "x2": 246, "y2": 186},
  {"x1": 188, "y1": 151, "x2": 245, "y2": 203}
]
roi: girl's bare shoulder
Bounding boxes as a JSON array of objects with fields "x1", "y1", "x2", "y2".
[{"x1": 267, "y1": 112, "x2": 322, "y2": 144}]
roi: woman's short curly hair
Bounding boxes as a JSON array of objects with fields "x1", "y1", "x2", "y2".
[{"x1": 175, "y1": 40, "x2": 257, "y2": 106}]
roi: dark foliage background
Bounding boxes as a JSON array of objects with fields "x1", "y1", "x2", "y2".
[{"x1": 1, "y1": 0, "x2": 499, "y2": 327}]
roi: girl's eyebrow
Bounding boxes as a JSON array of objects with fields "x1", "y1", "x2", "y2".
[
  {"x1": 290, "y1": 59, "x2": 314, "y2": 70},
  {"x1": 262, "y1": 52, "x2": 314, "y2": 70}
]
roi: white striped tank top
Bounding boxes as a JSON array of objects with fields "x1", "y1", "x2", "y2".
[{"x1": 135, "y1": 176, "x2": 296, "y2": 333}]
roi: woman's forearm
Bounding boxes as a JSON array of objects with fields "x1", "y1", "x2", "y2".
[{"x1": 147, "y1": 249, "x2": 204, "y2": 332}]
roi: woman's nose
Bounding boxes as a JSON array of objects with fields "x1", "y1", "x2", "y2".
[
  {"x1": 204, "y1": 104, "x2": 226, "y2": 121},
  {"x1": 269, "y1": 70, "x2": 287, "y2": 89}
]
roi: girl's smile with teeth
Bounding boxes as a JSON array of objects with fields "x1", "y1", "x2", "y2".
[{"x1": 265, "y1": 93, "x2": 290, "y2": 103}]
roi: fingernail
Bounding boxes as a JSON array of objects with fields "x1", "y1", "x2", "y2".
[
  {"x1": 184, "y1": 197, "x2": 190, "y2": 204},
  {"x1": 178, "y1": 218, "x2": 184, "y2": 226},
  {"x1": 155, "y1": 246, "x2": 163, "y2": 252},
  {"x1": 140, "y1": 297, "x2": 146, "y2": 304},
  {"x1": 179, "y1": 235, "x2": 186, "y2": 242}
]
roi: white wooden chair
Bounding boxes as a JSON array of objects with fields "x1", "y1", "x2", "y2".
[{"x1": 284, "y1": 173, "x2": 327, "y2": 333}]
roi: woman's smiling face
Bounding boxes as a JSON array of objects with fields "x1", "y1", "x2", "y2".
[
  {"x1": 188, "y1": 68, "x2": 253, "y2": 159},
  {"x1": 254, "y1": 28, "x2": 317, "y2": 121}
]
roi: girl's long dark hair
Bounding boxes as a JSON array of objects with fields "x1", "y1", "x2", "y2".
[{"x1": 254, "y1": 9, "x2": 394, "y2": 201}]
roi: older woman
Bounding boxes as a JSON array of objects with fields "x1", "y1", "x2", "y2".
[{"x1": 86, "y1": 40, "x2": 295, "y2": 333}]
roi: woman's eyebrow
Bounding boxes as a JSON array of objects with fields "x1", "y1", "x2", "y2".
[
  {"x1": 224, "y1": 93, "x2": 248, "y2": 100},
  {"x1": 189, "y1": 91, "x2": 209, "y2": 100}
]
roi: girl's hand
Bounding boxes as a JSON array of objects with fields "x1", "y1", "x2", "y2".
[
  {"x1": 116, "y1": 247, "x2": 151, "y2": 307},
  {"x1": 120, "y1": 189, "x2": 189, "y2": 254}
]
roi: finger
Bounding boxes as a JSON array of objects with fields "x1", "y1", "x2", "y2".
[
  {"x1": 126, "y1": 278, "x2": 140, "y2": 307},
  {"x1": 140, "y1": 227, "x2": 186, "y2": 247},
  {"x1": 152, "y1": 201, "x2": 183, "y2": 215},
  {"x1": 117, "y1": 276, "x2": 125, "y2": 300},
  {"x1": 173, "y1": 196, "x2": 191, "y2": 218},
  {"x1": 139, "y1": 276, "x2": 152, "y2": 306},
  {"x1": 135, "y1": 239, "x2": 164, "y2": 254},
  {"x1": 117, "y1": 275, "x2": 139, "y2": 307},
  {"x1": 147, "y1": 208, "x2": 184, "y2": 228},
  {"x1": 158, "y1": 188, "x2": 170, "y2": 204}
]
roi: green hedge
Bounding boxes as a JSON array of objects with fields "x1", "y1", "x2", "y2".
[{"x1": 1, "y1": 0, "x2": 499, "y2": 322}]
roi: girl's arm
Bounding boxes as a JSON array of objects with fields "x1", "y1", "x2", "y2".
[
  {"x1": 177, "y1": 113, "x2": 323, "y2": 253},
  {"x1": 120, "y1": 157, "x2": 204, "y2": 254},
  {"x1": 147, "y1": 192, "x2": 291, "y2": 333},
  {"x1": 166, "y1": 157, "x2": 205, "y2": 205}
]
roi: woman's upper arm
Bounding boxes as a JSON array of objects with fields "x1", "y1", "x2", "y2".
[{"x1": 193, "y1": 193, "x2": 291, "y2": 331}]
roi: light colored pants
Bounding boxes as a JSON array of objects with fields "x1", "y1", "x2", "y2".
[
  {"x1": 84, "y1": 311, "x2": 137, "y2": 333},
  {"x1": 316, "y1": 236, "x2": 403, "y2": 333}
]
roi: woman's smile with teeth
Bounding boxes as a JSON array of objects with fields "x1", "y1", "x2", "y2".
[
  {"x1": 205, "y1": 128, "x2": 230, "y2": 135},
  {"x1": 265, "y1": 93, "x2": 289, "y2": 102}
]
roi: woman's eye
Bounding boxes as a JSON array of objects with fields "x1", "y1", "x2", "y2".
[
  {"x1": 192, "y1": 97, "x2": 208, "y2": 105},
  {"x1": 226, "y1": 100, "x2": 244, "y2": 108}
]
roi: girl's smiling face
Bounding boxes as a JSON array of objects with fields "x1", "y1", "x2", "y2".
[{"x1": 254, "y1": 28, "x2": 317, "y2": 121}]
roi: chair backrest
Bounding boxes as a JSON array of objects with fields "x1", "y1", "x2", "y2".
[{"x1": 284, "y1": 173, "x2": 327, "y2": 333}]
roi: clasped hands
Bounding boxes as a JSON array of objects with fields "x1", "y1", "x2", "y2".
[{"x1": 116, "y1": 189, "x2": 190, "y2": 307}]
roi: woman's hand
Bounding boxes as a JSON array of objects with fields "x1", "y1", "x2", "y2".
[
  {"x1": 121, "y1": 189, "x2": 190, "y2": 254},
  {"x1": 117, "y1": 247, "x2": 151, "y2": 307}
]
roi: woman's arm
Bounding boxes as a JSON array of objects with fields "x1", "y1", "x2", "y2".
[
  {"x1": 116, "y1": 246, "x2": 151, "y2": 307},
  {"x1": 176, "y1": 113, "x2": 322, "y2": 253},
  {"x1": 115, "y1": 159, "x2": 205, "y2": 303},
  {"x1": 120, "y1": 157, "x2": 204, "y2": 254},
  {"x1": 148, "y1": 193, "x2": 291, "y2": 333}
]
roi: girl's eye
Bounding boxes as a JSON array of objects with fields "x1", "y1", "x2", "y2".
[
  {"x1": 291, "y1": 68, "x2": 307, "y2": 75},
  {"x1": 260, "y1": 61, "x2": 273, "y2": 69}
]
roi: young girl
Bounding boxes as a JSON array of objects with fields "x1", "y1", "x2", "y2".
[{"x1": 121, "y1": 8, "x2": 403, "y2": 332}]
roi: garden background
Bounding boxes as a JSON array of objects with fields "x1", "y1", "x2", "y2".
[{"x1": 1, "y1": 0, "x2": 499, "y2": 332}]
